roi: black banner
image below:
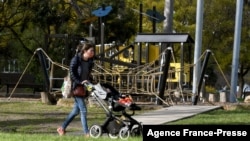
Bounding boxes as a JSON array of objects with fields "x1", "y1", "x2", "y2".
[{"x1": 143, "y1": 125, "x2": 250, "y2": 140}]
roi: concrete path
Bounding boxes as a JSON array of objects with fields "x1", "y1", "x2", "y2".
[{"x1": 133, "y1": 105, "x2": 222, "y2": 125}]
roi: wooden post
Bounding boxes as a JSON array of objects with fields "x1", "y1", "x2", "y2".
[
  {"x1": 41, "y1": 92, "x2": 49, "y2": 104},
  {"x1": 208, "y1": 93, "x2": 217, "y2": 102},
  {"x1": 220, "y1": 92, "x2": 227, "y2": 102}
]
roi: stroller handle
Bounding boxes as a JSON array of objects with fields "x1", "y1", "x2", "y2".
[{"x1": 83, "y1": 81, "x2": 94, "y2": 92}]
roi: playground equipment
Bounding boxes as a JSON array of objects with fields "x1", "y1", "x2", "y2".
[
  {"x1": 41, "y1": 33, "x2": 195, "y2": 105},
  {"x1": 6, "y1": 32, "x2": 198, "y2": 106}
]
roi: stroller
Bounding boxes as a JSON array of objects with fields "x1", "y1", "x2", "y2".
[{"x1": 83, "y1": 82, "x2": 143, "y2": 140}]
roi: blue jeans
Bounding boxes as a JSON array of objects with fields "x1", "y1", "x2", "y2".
[{"x1": 61, "y1": 96, "x2": 89, "y2": 134}]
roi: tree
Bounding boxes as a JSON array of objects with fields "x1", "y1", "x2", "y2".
[{"x1": 2, "y1": 0, "x2": 250, "y2": 101}]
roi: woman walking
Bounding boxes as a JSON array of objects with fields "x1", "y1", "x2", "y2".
[{"x1": 57, "y1": 42, "x2": 95, "y2": 138}]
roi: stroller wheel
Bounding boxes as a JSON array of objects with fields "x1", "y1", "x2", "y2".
[
  {"x1": 131, "y1": 124, "x2": 142, "y2": 136},
  {"x1": 108, "y1": 133, "x2": 119, "y2": 139},
  {"x1": 89, "y1": 124, "x2": 102, "y2": 138},
  {"x1": 119, "y1": 126, "x2": 130, "y2": 140}
]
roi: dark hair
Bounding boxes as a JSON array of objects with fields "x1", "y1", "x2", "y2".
[{"x1": 75, "y1": 42, "x2": 94, "y2": 55}]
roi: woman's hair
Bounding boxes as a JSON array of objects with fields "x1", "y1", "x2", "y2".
[{"x1": 75, "y1": 42, "x2": 94, "y2": 55}]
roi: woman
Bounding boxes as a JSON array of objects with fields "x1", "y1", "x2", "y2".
[{"x1": 57, "y1": 42, "x2": 95, "y2": 137}]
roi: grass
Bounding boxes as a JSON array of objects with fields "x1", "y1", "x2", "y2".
[
  {"x1": 0, "y1": 132, "x2": 143, "y2": 141},
  {"x1": 0, "y1": 98, "x2": 148, "y2": 141},
  {"x1": 167, "y1": 108, "x2": 250, "y2": 125},
  {"x1": 0, "y1": 133, "x2": 142, "y2": 141},
  {"x1": 0, "y1": 98, "x2": 250, "y2": 140}
]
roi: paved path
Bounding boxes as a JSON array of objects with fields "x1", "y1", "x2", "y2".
[{"x1": 133, "y1": 105, "x2": 222, "y2": 125}]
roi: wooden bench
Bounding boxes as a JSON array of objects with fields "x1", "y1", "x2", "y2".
[{"x1": 0, "y1": 72, "x2": 44, "y2": 96}]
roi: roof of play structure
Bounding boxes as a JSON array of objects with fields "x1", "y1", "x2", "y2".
[{"x1": 135, "y1": 33, "x2": 194, "y2": 43}]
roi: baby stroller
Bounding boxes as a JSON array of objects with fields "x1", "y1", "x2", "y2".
[{"x1": 83, "y1": 82, "x2": 143, "y2": 140}]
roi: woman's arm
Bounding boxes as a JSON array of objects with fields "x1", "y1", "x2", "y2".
[{"x1": 69, "y1": 55, "x2": 81, "y2": 85}]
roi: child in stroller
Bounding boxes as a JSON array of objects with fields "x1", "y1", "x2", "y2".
[{"x1": 83, "y1": 82, "x2": 143, "y2": 140}]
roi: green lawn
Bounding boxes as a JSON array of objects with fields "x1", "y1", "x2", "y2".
[
  {"x1": 0, "y1": 98, "x2": 250, "y2": 140},
  {"x1": 167, "y1": 108, "x2": 250, "y2": 125}
]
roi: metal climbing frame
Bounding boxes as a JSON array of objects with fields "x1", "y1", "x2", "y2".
[
  {"x1": 36, "y1": 33, "x2": 195, "y2": 105},
  {"x1": 134, "y1": 33, "x2": 194, "y2": 105},
  {"x1": 89, "y1": 33, "x2": 195, "y2": 105}
]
